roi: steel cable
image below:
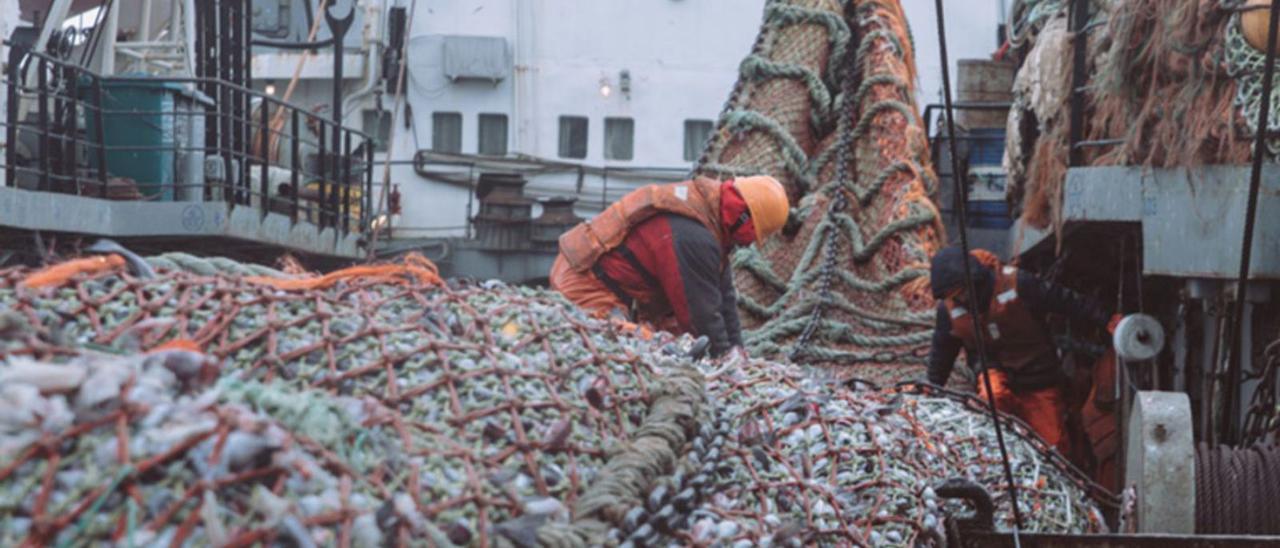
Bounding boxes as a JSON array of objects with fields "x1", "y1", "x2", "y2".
[
  {"x1": 1195, "y1": 443, "x2": 1280, "y2": 534},
  {"x1": 933, "y1": 0, "x2": 1026, "y2": 537}
]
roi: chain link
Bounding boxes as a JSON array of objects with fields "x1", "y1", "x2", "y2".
[
  {"x1": 1225, "y1": 13, "x2": 1280, "y2": 159},
  {"x1": 789, "y1": 45, "x2": 857, "y2": 363},
  {"x1": 1242, "y1": 338, "x2": 1280, "y2": 446}
]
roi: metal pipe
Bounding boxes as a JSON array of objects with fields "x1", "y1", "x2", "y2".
[
  {"x1": 93, "y1": 74, "x2": 107, "y2": 198},
  {"x1": 250, "y1": 37, "x2": 336, "y2": 49},
  {"x1": 327, "y1": 5, "x2": 353, "y2": 231},
  {"x1": 1067, "y1": 0, "x2": 1088, "y2": 167},
  {"x1": 1226, "y1": 0, "x2": 1280, "y2": 445},
  {"x1": 934, "y1": 0, "x2": 1025, "y2": 536},
  {"x1": 920, "y1": 101, "x2": 1013, "y2": 138},
  {"x1": 1202, "y1": 299, "x2": 1223, "y2": 445},
  {"x1": 37, "y1": 57, "x2": 49, "y2": 192},
  {"x1": 365, "y1": 136, "x2": 374, "y2": 231},
  {"x1": 170, "y1": 0, "x2": 180, "y2": 58},
  {"x1": 260, "y1": 98, "x2": 269, "y2": 216},
  {"x1": 317, "y1": 113, "x2": 327, "y2": 231},
  {"x1": 182, "y1": 0, "x2": 195, "y2": 78},
  {"x1": 65, "y1": 63, "x2": 79, "y2": 194},
  {"x1": 1236, "y1": 301, "x2": 1257, "y2": 440},
  {"x1": 5, "y1": 53, "x2": 18, "y2": 188},
  {"x1": 241, "y1": 0, "x2": 252, "y2": 203},
  {"x1": 139, "y1": 0, "x2": 154, "y2": 41},
  {"x1": 218, "y1": 0, "x2": 233, "y2": 205},
  {"x1": 340, "y1": 0, "x2": 383, "y2": 124},
  {"x1": 291, "y1": 108, "x2": 300, "y2": 224}
]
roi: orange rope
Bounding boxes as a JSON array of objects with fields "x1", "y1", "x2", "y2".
[
  {"x1": 246, "y1": 254, "x2": 443, "y2": 291},
  {"x1": 147, "y1": 339, "x2": 203, "y2": 354},
  {"x1": 19, "y1": 255, "x2": 127, "y2": 289}
]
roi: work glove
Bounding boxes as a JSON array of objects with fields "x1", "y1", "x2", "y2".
[
  {"x1": 686, "y1": 336, "x2": 712, "y2": 360},
  {"x1": 1107, "y1": 313, "x2": 1124, "y2": 335},
  {"x1": 608, "y1": 313, "x2": 655, "y2": 341}
]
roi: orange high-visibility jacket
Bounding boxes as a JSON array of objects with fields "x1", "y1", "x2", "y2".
[
  {"x1": 557, "y1": 178, "x2": 724, "y2": 272},
  {"x1": 944, "y1": 266, "x2": 1058, "y2": 372}
]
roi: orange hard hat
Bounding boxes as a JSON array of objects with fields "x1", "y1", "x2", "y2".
[{"x1": 733, "y1": 175, "x2": 789, "y2": 241}]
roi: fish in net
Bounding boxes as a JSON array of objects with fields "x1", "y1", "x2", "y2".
[
  {"x1": 0, "y1": 253, "x2": 1112, "y2": 546},
  {"x1": 1, "y1": 256, "x2": 710, "y2": 546}
]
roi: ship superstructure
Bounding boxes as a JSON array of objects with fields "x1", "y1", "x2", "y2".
[{"x1": 1, "y1": 0, "x2": 765, "y2": 279}]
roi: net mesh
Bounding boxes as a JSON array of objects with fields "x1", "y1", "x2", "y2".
[
  {"x1": 0, "y1": 255, "x2": 1110, "y2": 546},
  {"x1": 1, "y1": 257, "x2": 707, "y2": 546},
  {"x1": 674, "y1": 358, "x2": 1108, "y2": 545},
  {"x1": 697, "y1": 0, "x2": 943, "y2": 383},
  {"x1": 0, "y1": 0, "x2": 1130, "y2": 544}
]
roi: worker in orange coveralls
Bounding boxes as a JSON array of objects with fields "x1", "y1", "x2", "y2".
[
  {"x1": 550, "y1": 176, "x2": 789, "y2": 359},
  {"x1": 925, "y1": 246, "x2": 1120, "y2": 454}
]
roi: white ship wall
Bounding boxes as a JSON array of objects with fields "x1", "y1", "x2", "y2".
[{"x1": 261, "y1": 0, "x2": 766, "y2": 238}]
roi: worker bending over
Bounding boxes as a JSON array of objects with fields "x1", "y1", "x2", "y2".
[
  {"x1": 550, "y1": 176, "x2": 789, "y2": 358},
  {"x1": 926, "y1": 246, "x2": 1116, "y2": 452}
]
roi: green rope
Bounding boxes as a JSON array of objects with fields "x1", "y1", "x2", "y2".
[
  {"x1": 719, "y1": 110, "x2": 815, "y2": 191},
  {"x1": 747, "y1": 316, "x2": 931, "y2": 347},
  {"x1": 807, "y1": 99, "x2": 922, "y2": 185},
  {"x1": 853, "y1": 29, "x2": 905, "y2": 69},
  {"x1": 763, "y1": 2, "x2": 854, "y2": 86},
  {"x1": 694, "y1": 1, "x2": 852, "y2": 176},
  {"x1": 845, "y1": 160, "x2": 917, "y2": 206},
  {"x1": 736, "y1": 258, "x2": 930, "y2": 319},
  {"x1": 61, "y1": 465, "x2": 136, "y2": 548},
  {"x1": 126, "y1": 498, "x2": 137, "y2": 547},
  {"x1": 739, "y1": 54, "x2": 836, "y2": 131},
  {"x1": 697, "y1": 0, "x2": 940, "y2": 365}
]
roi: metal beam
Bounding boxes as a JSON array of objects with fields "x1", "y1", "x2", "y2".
[
  {"x1": 1022, "y1": 165, "x2": 1280, "y2": 280},
  {"x1": 0, "y1": 186, "x2": 362, "y2": 258}
]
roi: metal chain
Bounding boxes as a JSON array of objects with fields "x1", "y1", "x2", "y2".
[
  {"x1": 789, "y1": 38, "x2": 857, "y2": 363},
  {"x1": 1225, "y1": 13, "x2": 1280, "y2": 159},
  {"x1": 1241, "y1": 338, "x2": 1280, "y2": 446}
]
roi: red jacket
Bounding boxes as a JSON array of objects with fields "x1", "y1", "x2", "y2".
[{"x1": 594, "y1": 184, "x2": 753, "y2": 356}]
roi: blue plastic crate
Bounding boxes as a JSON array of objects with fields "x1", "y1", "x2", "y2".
[{"x1": 968, "y1": 128, "x2": 1006, "y2": 167}]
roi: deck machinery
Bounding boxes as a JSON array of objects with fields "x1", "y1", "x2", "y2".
[{"x1": 985, "y1": 0, "x2": 1280, "y2": 543}]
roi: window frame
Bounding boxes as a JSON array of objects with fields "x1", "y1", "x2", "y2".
[
  {"x1": 477, "y1": 113, "x2": 510, "y2": 156},
  {"x1": 683, "y1": 119, "x2": 714, "y2": 162},
  {"x1": 604, "y1": 117, "x2": 635, "y2": 161},
  {"x1": 362, "y1": 109, "x2": 393, "y2": 152},
  {"x1": 558, "y1": 115, "x2": 589, "y2": 159},
  {"x1": 432, "y1": 111, "x2": 463, "y2": 154}
]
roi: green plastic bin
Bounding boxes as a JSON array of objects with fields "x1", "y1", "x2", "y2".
[{"x1": 86, "y1": 79, "x2": 213, "y2": 201}]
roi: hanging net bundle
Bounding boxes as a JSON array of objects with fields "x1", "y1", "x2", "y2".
[{"x1": 696, "y1": 0, "x2": 943, "y2": 384}]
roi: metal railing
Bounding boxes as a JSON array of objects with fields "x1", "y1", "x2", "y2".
[{"x1": 2, "y1": 46, "x2": 375, "y2": 236}]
